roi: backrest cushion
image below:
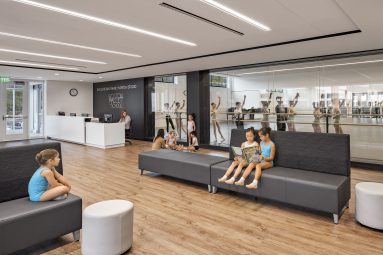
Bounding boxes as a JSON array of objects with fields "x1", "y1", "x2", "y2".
[
  {"x1": 0, "y1": 141, "x2": 63, "y2": 203},
  {"x1": 230, "y1": 129, "x2": 350, "y2": 176}
]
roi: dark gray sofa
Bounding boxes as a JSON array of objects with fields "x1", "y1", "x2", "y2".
[
  {"x1": 139, "y1": 149, "x2": 227, "y2": 192},
  {"x1": 0, "y1": 140, "x2": 82, "y2": 255},
  {"x1": 211, "y1": 129, "x2": 350, "y2": 224}
]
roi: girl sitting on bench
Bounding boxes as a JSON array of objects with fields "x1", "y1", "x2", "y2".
[
  {"x1": 236, "y1": 127, "x2": 275, "y2": 189},
  {"x1": 218, "y1": 127, "x2": 259, "y2": 184},
  {"x1": 28, "y1": 149, "x2": 71, "y2": 202}
]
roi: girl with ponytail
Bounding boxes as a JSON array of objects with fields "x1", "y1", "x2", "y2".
[{"x1": 28, "y1": 149, "x2": 71, "y2": 202}]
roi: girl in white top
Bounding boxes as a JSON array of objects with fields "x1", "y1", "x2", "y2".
[
  {"x1": 218, "y1": 127, "x2": 259, "y2": 184},
  {"x1": 187, "y1": 114, "x2": 196, "y2": 145},
  {"x1": 187, "y1": 131, "x2": 199, "y2": 152},
  {"x1": 166, "y1": 130, "x2": 183, "y2": 151}
]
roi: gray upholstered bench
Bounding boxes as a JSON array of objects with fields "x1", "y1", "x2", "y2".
[
  {"x1": 138, "y1": 150, "x2": 227, "y2": 192},
  {"x1": 211, "y1": 129, "x2": 350, "y2": 224},
  {"x1": 0, "y1": 140, "x2": 82, "y2": 254}
]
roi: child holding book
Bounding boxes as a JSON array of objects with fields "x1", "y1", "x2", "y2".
[
  {"x1": 218, "y1": 127, "x2": 259, "y2": 184},
  {"x1": 235, "y1": 127, "x2": 275, "y2": 188}
]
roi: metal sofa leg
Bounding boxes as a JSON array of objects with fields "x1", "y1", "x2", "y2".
[
  {"x1": 345, "y1": 201, "x2": 349, "y2": 208},
  {"x1": 333, "y1": 214, "x2": 339, "y2": 224},
  {"x1": 208, "y1": 185, "x2": 212, "y2": 193},
  {"x1": 73, "y1": 230, "x2": 80, "y2": 241},
  {"x1": 140, "y1": 169, "x2": 144, "y2": 175},
  {"x1": 212, "y1": 186, "x2": 217, "y2": 194}
]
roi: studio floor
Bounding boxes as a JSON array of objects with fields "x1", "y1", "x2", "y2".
[{"x1": 22, "y1": 140, "x2": 383, "y2": 255}]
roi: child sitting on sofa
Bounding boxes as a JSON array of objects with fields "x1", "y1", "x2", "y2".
[
  {"x1": 187, "y1": 131, "x2": 199, "y2": 152},
  {"x1": 236, "y1": 127, "x2": 275, "y2": 189},
  {"x1": 218, "y1": 127, "x2": 259, "y2": 184},
  {"x1": 28, "y1": 149, "x2": 71, "y2": 202}
]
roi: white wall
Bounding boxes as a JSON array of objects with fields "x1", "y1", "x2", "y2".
[{"x1": 45, "y1": 80, "x2": 93, "y2": 116}]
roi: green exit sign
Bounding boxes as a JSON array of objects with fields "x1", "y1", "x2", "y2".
[{"x1": 0, "y1": 76, "x2": 11, "y2": 83}]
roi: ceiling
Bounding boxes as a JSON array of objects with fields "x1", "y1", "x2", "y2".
[{"x1": 0, "y1": 0, "x2": 382, "y2": 83}]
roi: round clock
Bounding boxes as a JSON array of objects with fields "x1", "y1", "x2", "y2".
[{"x1": 69, "y1": 88, "x2": 78, "y2": 97}]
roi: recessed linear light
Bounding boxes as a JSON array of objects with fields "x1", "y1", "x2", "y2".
[
  {"x1": 0, "y1": 60, "x2": 79, "y2": 70},
  {"x1": 13, "y1": 0, "x2": 197, "y2": 47},
  {"x1": 199, "y1": 0, "x2": 271, "y2": 31},
  {"x1": 238, "y1": 59, "x2": 383, "y2": 75},
  {"x1": 0, "y1": 49, "x2": 106, "y2": 64},
  {"x1": 0, "y1": 32, "x2": 141, "y2": 58}
]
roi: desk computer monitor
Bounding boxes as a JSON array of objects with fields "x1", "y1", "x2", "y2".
[
  {"x1": 70, "y1": 113, "x2": 76, "y2": 117},
  {"x1": 81, "y1": 113, "x2": 90, "y2": 117},
  {"x1": 104, "y1": 114, "x2": 113, "y2": 123},
  {"x1": 58, "y1": 111, "x2": 65, "y2": 116}
]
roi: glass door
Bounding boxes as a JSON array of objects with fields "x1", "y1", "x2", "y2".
[{"x1": 0, "y1": 81, "x2": 29, "y2": 141}]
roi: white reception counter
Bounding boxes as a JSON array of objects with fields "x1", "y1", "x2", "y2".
[
  {"x1": 86, "y1": 122, "x2": 125, "y2": 149},
  {"x1": 45, "y1": 116, "x2": 125, "y2": 149}
]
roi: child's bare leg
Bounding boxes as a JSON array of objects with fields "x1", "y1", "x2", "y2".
[
  {"x1": 218, "y1": 161, "x2": 239, "y2": 182},
  {"x1": 235, "y1": 162, "x2": 256, "y2": 186},
  {"x1": 226, "y1": 162, "x2": 248, "y2": 184},
  {"x1": 246, "y1": 162, "x2": 272, "y2": 189},
  {"x1": 40, "y1": 185, "x2": 69, "y2": 201}
]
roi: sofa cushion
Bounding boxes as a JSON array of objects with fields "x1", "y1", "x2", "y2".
[
  {"x1": 139, "y1": 150, "x2": 227, "y2": 185},
  {"x1": 0, "y1": 141, "x2": 63, "y2": 203},
  {"x1": 210, "y1": 162, "x2": 350, "y2": 214},
  {"x1": 0, "y1": 194, "x2": 82, "y2": 254}
]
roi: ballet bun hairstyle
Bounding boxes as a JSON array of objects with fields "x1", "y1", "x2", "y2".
[{"x1": 35, "y1": 149, "x2": 59, "y2": 165}]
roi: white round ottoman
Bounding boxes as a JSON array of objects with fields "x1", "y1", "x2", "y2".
[
  {"x1": 355, "y1": 182, "x2": 383, "y2": 230},
  {"x1": 82, "y1": 200, "x2": 134, "y2": 255}
]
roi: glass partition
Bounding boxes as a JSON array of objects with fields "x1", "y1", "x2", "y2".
[
  {"x1": 210, "y1": 54, "x2": 383, "y2": 164},
  {"x1": 154, "y1": 74, "x2": 187, "y2": 142}
]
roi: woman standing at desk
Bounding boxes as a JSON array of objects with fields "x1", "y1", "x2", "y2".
[{"x1": 119, "y1": 110, "x2": 132, "y2": 139}]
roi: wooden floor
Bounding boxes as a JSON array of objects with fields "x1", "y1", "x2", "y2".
[{"x1": 21, "y1": 140, "x2": 383, "y2": 255}]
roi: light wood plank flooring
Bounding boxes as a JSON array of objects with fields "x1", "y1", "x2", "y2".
[{"x1": 19, "y1": 140, "x2": 383, "y2": 255}]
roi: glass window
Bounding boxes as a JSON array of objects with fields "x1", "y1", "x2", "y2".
[
  {"x1": 154, "y1": 74, "x2": 187, "y2": 142},
  {"x1": 6, "y1": 82, "x2": 24, "y2": 135},
  {"x1": 210, "y1": 54, "x2": 383, "y2": 164}
]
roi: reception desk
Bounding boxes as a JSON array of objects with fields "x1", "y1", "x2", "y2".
[
  {"x1": 46, "y1": 115, "x2": 125, "y2": 149},
  {"x1": 46, "y1": 116, "x2": 88, "y2": 144},
  {"x1": 86, "y1": 122, "x2": 125, "y2": 149}
]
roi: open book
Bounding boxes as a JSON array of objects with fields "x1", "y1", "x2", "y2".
[{"x1": 231, "y1": 146, "x2": 261, "y2": 164}]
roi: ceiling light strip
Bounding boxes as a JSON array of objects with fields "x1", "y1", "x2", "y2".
[
  {"x1": 239, "y1": 59, "x2": 383, "y2": 75},
  {"x1": 0, "y1": 32, "x2": 141, "y2": 57},
  {"x1": 199, "y1": 0, "x2": 270, "y2": 31},
  {"x1": 12, "y1": 0, "x2": 196, "y2": 46},
  {"x1": 0, "y1": 60, "x2": 79, "y2": 70},
  {"x1": 0, "y1": 48, "x2": 106, "y2": 64}
]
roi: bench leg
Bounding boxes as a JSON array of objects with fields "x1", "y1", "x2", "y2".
[
  {"x1": 73, "y1": 230, "x2": 80, "y2": 241},
  {"x1": 345, "y1": 201, "x2": 349, "y2": 208},
  {"x1": 212, "y1": 186, "x2": 217, "y2": 194},
  {"x1": 333, "y1": 214, "x2": 339, "y2": 224},
  {"x1": 140, "y1": 169, "x2": 144, "y2": 175},
  {"x1": 208, "y1": 185, "x2": 212, "y2": 193}
]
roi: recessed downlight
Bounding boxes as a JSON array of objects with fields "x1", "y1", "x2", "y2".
[
  {"x1": 0, "y1": 48, "x2": 106, "y2": 64},
  {"x1": 199, "y1": 0, "x2": 271, "y2": 31},
  {"x1": 0, "y1": 60, "x2": 79, "y2": 70},
  {"x1": 0, "y1": 31, "x2": 142, "y2": 58},
  {"x1": 98, "y1": 76, "x2": 103, "y2": 79},
  {"x1": 13, "y1": 0, "x2": 197, "y2": 46},
  {"x1": 54, "y1": 73, "x2": 60, "y2": 76}
]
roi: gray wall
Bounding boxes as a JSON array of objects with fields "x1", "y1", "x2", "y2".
[{"x1": 93, "y1": 78, "x2": 145, "y2": 139}]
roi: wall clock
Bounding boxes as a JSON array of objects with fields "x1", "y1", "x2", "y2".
[{"x1": 69, "y1": 88, "x2": 78, "y2": 97}]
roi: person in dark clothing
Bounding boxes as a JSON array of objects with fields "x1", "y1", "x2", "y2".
[{"x1": 275, "y1": 96, "x2": 287, "y2": 131}]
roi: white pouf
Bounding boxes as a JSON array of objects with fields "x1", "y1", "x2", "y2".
[
  {"x1": 82, "y1": 200, "x2": 134, "y2": 255},
  {"x1": 355, "y1": 182, "x2": 383, "y2": 230}
]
